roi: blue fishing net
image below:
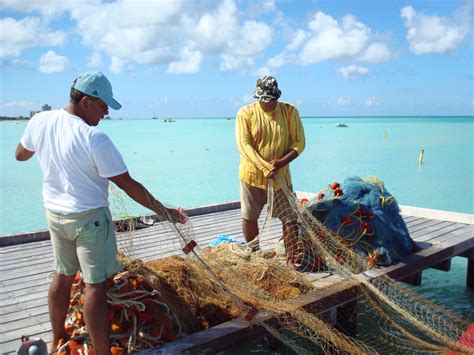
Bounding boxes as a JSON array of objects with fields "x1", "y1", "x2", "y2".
[{"x1": 307, "y1": 176, "x2": 415, "y2": 266}]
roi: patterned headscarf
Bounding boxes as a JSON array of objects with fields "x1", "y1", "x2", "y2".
[{"x1": 253, "y1": 76, "x2": 282, "y2": 102}]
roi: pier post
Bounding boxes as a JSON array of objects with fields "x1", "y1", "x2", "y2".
[
  {"x1": 461, "y1": 248, "x2": 474, "y2": 289},
  {"x1": 418, "y1": 149, "x2": 425, "y2": 165},
  {"x1": 467, "y1": 255, "x2": 474, "y2": 289},
  {"x1": 335, "y1": 299, "x2": 357, "y2": 337},
  {"x1": 401, "y1": 272, "x2": 422, "y2": 286}
]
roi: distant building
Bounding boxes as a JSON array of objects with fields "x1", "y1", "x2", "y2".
[{"x1": 29, "y1": 104, "x2": 52, "y2": 118}]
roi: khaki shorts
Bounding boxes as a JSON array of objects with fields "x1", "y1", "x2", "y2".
[
  {"x1": 46, "y1": 207, "x2": 123, "y2": 284},
  {"x1": 240, "y1": 181, "x2": 297, "y2": 222}
]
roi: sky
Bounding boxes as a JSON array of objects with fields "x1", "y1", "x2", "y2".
[{"x1": 0, "y1": 0, "x2": 473, "y2": 118}]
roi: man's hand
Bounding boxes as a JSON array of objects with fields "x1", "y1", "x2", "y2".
[
  {"x1": 165, "y1": 207, "x2": 188, "y2": 224},
  {"x1": 266, "y1": 169, "x2": 277, "y2": 180},
  {"x1": 271, "y1": 158, "x2": 285, "y2": 171}
]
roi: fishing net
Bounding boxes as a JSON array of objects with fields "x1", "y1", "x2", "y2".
[{"x1": 58, "y1": 176, "x2": 473, "y2": 354}]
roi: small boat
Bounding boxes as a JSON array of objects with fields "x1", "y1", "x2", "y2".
[
  {"x1": 152, "y1": 117, "x2": 158, "y2": 120},
  {"x1": 163, "y1": 118, "x2": 175, "y2": 122},
  {"x1": 336, "y1": 123, "x2": 348, "y2": 127}
]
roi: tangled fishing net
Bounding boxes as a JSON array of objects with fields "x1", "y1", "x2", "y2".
[{"x1": 57, "y1": 176, "x2": 473, "y2": 354}]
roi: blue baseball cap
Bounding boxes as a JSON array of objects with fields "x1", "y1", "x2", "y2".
[{"x1": 72, "y1": 71, "x2": 122, "y2": 110}]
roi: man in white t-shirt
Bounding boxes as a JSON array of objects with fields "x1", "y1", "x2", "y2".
[{"x1": 16, "y1": 71, "x2": 187, "y2": 354}]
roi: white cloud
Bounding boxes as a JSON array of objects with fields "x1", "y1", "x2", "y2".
[
  {"x1": 167, "y1": 47, "x2": 203, "y2": 74},
  {"x1": 0, "y1": 17, "x2": 66, "y2": 57},
  {"x1": 262, "y1": 0, "x2": 276, "y2": 12},
  {"x1": 0, "y1": 58, "x2": 33, "y2": 69},
  {"x1": 110, "y1": 56, "x2": 126, "y2": 74},
  {"x1": 194, "y1": 0, "x2": 239, "y2": 53},
  {"x1": 254, "y1": 65, "x2": 274, "y2": 77},
  {"x1": 220, "y1": 54, "x2": 255, "y2": 72},
  {"x1": 357, "y1": 42, "x2": 391, "y2": 63},
  {"x1": 298, "y1": 13, "x2": 371, "y2": 64},
  {"x1": 62, "y1": 0, "x2": 273, "y2": 74},
  {"x1": 338, "y1": 64, "x2": 369, "y2": 80},
  {"x1": 0, "y1": 100, "x2": 36, "y2": 109},
  {"x1": 39, "y1": 50, "x2": 68, "y2": 73},
  {"x1": 286, "y1": 29, "x2": 307, "y2": 51},
  {"x1": 401, "y1": 5, "x2": 469, "y2": 55},
  {"x1": 337, "y1": 96, "x2": 352, "y2": 106},
  {"x1": 230, "y1": 20, "x2": 272, "y2": 57},
  {"x1": 267, "y1": 53, "x2": 286, "y2": 69},
  {"x1": 1, "y1": 0, "x2": 88, "y2": 17},
  {"x1": 88, "y1": 52, "x2": 102, "y2": 67},
  {"x1": 366, "y1": 96, "x2": 380, "y2": 107},
  {"x1": 264, "y1": 11, "x2": 392, "y2": 71}
]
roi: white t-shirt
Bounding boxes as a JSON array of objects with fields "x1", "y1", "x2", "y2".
[{"x1": 20, "y1": 109, "x2": 128, "y2": 213}]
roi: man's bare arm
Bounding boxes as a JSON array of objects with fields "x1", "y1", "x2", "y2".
[
  {"x1": 109, "y1": 172, "x2": 187, "y2": 224},
  {"x1": 15, "y1": 143, "x2": 34, "y2": 161}
]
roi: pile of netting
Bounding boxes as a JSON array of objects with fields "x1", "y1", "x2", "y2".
[
  {"x1": 56, "y1": 247, "x2": 314, "y2": 353},
  {"x1": 63, "y1": 176, "x2": 473, "y2": 354},
  {"x1": 304, "y1": 176, "x2": 416, "y2": 266},
  {"x1": 57, "y1": 267, "x2": 181, "y2": 354}
]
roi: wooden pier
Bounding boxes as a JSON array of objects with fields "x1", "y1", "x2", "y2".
[{"x1": 0, "y1": 197, "x2": 473, "y2": 353}]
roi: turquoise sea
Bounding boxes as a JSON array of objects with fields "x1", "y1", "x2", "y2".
[{"x1": 1, "y1": 116, "x2": 473, "y2": 330}]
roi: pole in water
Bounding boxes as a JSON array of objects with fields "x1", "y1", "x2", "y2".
[
  {"x1": 384, "y1": 131, "x2": 388, "y2": 139},
  {"x1": 418, "y1": 149, "x2": 425, "y2": 165}
]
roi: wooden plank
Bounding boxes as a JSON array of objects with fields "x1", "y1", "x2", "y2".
[
  {"x1": 413, "y1": 223, "x2": 469, "y2": 243},
  {"x1": 0, "y1": 320, "x2": 51, "y2": 350},
  {"x1": 434, "y1": 225, "x2": 473, "y2": 245},
  {"x1": 401, "y1": 272, "x2": 422, "y2": 286},
  {"x1": 146, "y1": 280, "x2": 360, "y2": 354},
  {"x1": 0, "y1": 311, "x2": 49, "y2": 335},
  {"x1": 408, "y1": 219, "x2": 450, "y2": 235},
  {"x1": 375, "y1": 229, "x2": 474, "y2": 281},
  {"x1": 431, "y1": 258, "x2": 451, "y2": 272},
  {"x1": 0, "y1": 290, "x2": 48, "y2": 311},
  {"x1": 410, "y1": 221, "x2": 458, "y2": 241},
  {"x1": 0, "y1": 282, "x2": 49, "y2": 301},
  {"x1": 405, "y1": 218, "x2": 433, "y2": 230},
  {"x1": 0, "y1": 304, "x2": 48, "y2": 324}
]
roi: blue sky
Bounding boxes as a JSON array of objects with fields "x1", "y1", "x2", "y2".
[{"x1": 0, "y1": 0, "x2": 472, "y2": 118}]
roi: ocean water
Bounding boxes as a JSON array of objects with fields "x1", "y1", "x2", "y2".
[{"x1": 1, "y1": 116, "x2": 473, "y2": 338}]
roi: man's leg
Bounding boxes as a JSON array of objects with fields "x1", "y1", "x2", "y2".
[
  {"x1": 240, "y1": 181, "x2": 265, "y2": 250},
  {"x1": 283, "y1": 220, "x2": 299, "y2": 268},
  {"x1": 83, "y1": 282, "x2": 109, "y2": 355},
  {"x1": 48, "y1": 273, "x2": 75, "y2": 351},
  {"x1": 243, "y1": 218, "x2": 259, "y2": 244}
]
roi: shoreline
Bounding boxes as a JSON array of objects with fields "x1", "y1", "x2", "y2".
[{"x1": 0, "y1": 116, "x2": 29, "y2": 121}]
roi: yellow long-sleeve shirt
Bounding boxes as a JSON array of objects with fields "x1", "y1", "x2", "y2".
[{"x1": 235, "y1": 101, "x2": 305, "y2": 190}]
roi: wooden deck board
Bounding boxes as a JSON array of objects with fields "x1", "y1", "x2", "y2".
[{"x1": 0, "y1": 203, "x2": 472, "y2": 354}]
